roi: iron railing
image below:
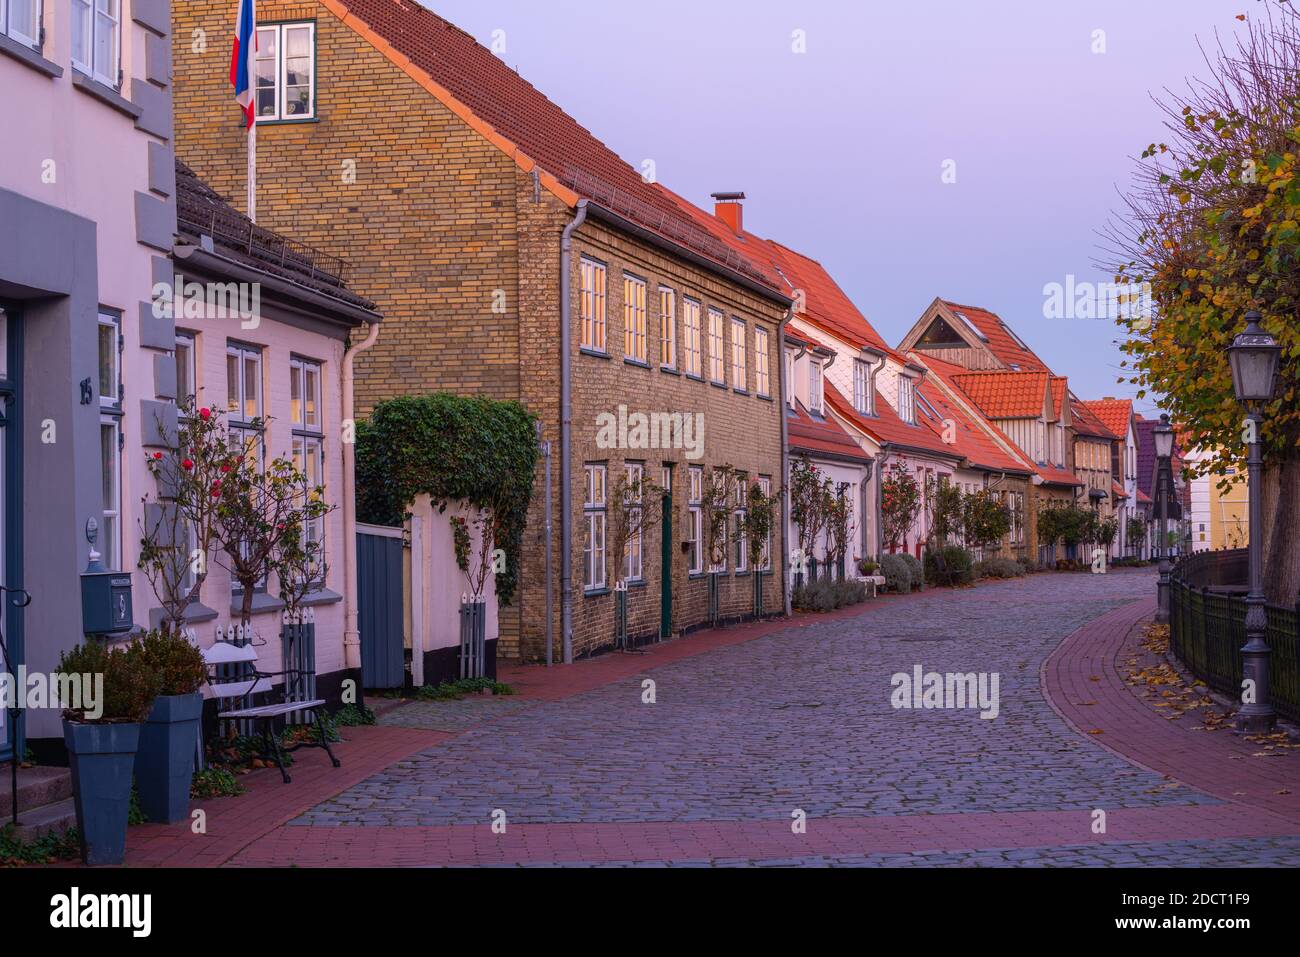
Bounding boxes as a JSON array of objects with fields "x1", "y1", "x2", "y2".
[{"x1": 1169, "y1": 548, "x2": 1300, "y2": 723}]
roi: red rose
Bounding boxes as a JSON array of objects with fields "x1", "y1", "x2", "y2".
[
  {"x1": 199, "y1": 407, "x2": 212, "y2": 420},
  {"x1": 152, "y1": 451, "x2": 163, "y2": 460},
  {"x1": 220, "y1": 464, "x2": 231, "y2": 473},
  {"x1": 181, "y1": 459, "x2": 194, "y2": 470}
]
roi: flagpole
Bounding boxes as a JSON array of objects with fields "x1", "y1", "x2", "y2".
[{"x1": 248, "y1": 120, "x2": 257, "y2": 223}]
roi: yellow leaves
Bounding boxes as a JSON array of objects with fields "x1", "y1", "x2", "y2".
[{"x1": 1243, "y1": 205, "x2": 1263, "y2": 218}]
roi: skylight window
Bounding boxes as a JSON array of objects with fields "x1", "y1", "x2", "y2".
[{"x1": 952, "y1": 311, "x2": 989, "y2": 343}]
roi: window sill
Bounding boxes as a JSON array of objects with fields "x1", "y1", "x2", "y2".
[
  {"x1": 623, "y1": 357, "x2": 650, "y2": 370},
  {"x1": 255, "y1": 116, "x2": 321, "y2": 127},
  {"x1": 583, "y1": 587, "x2": 611, "y2": 598},
  {"x1": 147, "y1": 600, "x2": 219, "y2": 630},
  {"x1": 710, "y1": 380, "x2": 728, "y2": 390},
  {"x1": 684, "y1": 373, "x2": 704, "y2": 383},
  {"x1": 660, "y1": 365, "x2": 680, "y2": 376},
  {"x1": 298, "y1": 586, "x2": 343, "y2": 607},
  {"x1": 0, "y1": 34, "x2": 61, "y2": 78},
  {"x1": 733, "y1": 388, "x2": 749, "y2": 397},
  {"x1": 756, "y1": 393, "x2": 772, "y2": 402},
  {"x1": 71, "y1": 70, "x2": 142, "y2": 120},
  {"x1": 735, "y1": 570, "x2": 752, "y2": 578},
  {"x1": 580, "y1": 348, "x2": 611, "y2": 360},
  {"x1": 230, "y1": 590, "x2": 285, "y2": 617}
]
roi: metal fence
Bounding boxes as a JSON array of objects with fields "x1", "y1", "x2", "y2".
[{"x1": 1169, "y1": 548, "x2": 1300, "y2": 723}]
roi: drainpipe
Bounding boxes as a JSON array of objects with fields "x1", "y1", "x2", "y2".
[
  {"x1": 341, "y1": 320, "x2": 381, "y2": 672},
  {"x1": 559, "y1": 200, "x2": 589, "y2": 664},
  {"x1": 778, "y1": 311, "x2": 793, "y2": 616}
]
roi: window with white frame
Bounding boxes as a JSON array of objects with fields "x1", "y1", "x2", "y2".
[
  {"x1": 623, "y1": 275, "x2": 647, "y2": 363},
  {"x1": 659, "y1": 287, "x2": 676, "y2": 369},
  {"x1": 98, "y1": 314, "x2": 119, "y2": 409},
  {"x1": 291, "y1": 357, "x2": 325, "y2": 579},
  {"x1": 808, "y1": 359, "x2": 824, "y2": 414},
  {"x1": 175, "y1": 332, "x2": 196, "y2": 412},
  {"x1": 2, "y1": 0, "x2": 39, "y2": 49},
  {"x1": 583, "y1": 464, "x2": 607, "y2": 591},
  {"x1": 731, "y1": 318, "x2": 747, "y2": 391},
  {"x1": 98, "y1": 311, "x2": 121, "y2": 569},
  {"x1": 754, "y1": 327, "x2": 770, "y2": 397},
  {"x1": 707, "y1": 308, "x2": 725, "y2": 384},
  {"x1": 733, "y1": 473, "x2": 748, "y2": 572},
  {"x1": 255, "y1": 21, "x2": 315, "y2": 121},
  {"x1": 580, "y1": 257, "x2": 607, "y2": 353},
  {"x1": 784, "y1": 349, "x2": 796, "y2": 409},
  {"x1": 72, "y1": 0, "x2": 121, "y2": 87},
  {"x1": 897, "y1": 376, "x2": 916, "y2": 424},
  {"x1": 623, "y1": 462, "x2": 643, "y2": 582},
  {"x1": 683, "y1": 298, "x2": 702, "y2": 377},
  {"x1": 226, "y1": 343, "x2": 263, "y2": 459},
  {"x1": 757, "y1": 476, "x2": 772, "y2": 570},
  {"x1": 687, "y1": 466, "x2": 703, "y2": 574},
  {"x1": 853, "y1": 359, "x2": 871, "y2": 414}
]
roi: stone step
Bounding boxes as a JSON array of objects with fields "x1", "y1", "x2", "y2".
[
  {"x1": 9, "y1": 765, "x2": 74, "y2": 813},
  {"x1": 11, "y1": 797, "x2": 77, "y2": 843}
]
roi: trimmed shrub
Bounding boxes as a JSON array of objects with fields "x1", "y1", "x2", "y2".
[
  {"x1": 899, "y1": 553, "x2": 923, "y2": 589},
  {"x1": 975, "y1": 556, "x2": 1025, "y2": 579},
  {"x1": 925, "y1": 546, "x2": 975, "y2": 587},
  {"x1": 879, "y1": 554, "x2": 913, "y2": 594},
  {"x1": 792, "y1": 578, "x2": 871, "y2": 612}
]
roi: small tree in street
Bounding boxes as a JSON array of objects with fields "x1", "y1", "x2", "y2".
[
  {"x1": 608, "y1": 470, "x2": 665, "y2": 587},
  {"x1": 788, "y1": 458, "x2": 828, "y2": 578},
  {"x1": 963, "y1": 490, "x2": 1012, "y2": 554},
  {"x1": 823, "y1": 483, "x2": 855, "y2": 580},
  {"x1": 880, "y1": 463, "x2": 921, "y2": 554}
]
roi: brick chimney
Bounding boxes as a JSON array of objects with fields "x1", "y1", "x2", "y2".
[{"x1": 711, "y1": 191, "x2": 746, "y2": 235}]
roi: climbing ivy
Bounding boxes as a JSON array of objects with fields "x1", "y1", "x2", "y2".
[{"x1": 356, "y1": 394, "x2": 538, "y2": 603}]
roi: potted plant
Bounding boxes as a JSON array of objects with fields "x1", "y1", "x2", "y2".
[
  {"x1": 57, "y1": 637, "x2": 159, "y2": 865},
  {"x1": 857, "y1": 557, "x2": 879, "y2": 576},
  {"x1": 133, "y1": 629, "x2": 207, "y2": 823}
]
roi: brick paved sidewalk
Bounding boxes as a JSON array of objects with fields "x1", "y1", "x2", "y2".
[{"x1": 1042, "y1": 596, "x2": 1300, "y2": 826}]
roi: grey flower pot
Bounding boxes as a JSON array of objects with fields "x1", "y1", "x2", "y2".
[
  {"x1": 134, "y1": 692, "x2": 203, "y2": 823},
  {"x1": 63, "y1": 720, "x2": 141, "y2": 866}
]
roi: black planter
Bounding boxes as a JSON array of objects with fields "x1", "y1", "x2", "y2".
[
  {"x1": 63, "y1": 720, "x2": 141, "y2": 866},
  {"x1": 134, "y1": 692, "x2": 203, "y2": 823}
]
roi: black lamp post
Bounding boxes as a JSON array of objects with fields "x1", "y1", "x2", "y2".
[
  {"x1": 1227, "y1": 311, "x2": 1282, "y2": 734},
  {"x1": 1153, "y1": 414, "x2": 1174, "y2": 624}
]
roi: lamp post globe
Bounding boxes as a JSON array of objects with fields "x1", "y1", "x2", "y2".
[
  {"x1": 1153, "y1": 414, "x2": 1174, "y2": 624},
  {"x1": 1227, "y1": 311, "x2": 1280, "y2": 734}
]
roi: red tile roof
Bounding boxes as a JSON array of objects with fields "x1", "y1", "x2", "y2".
[
  {"x1": 941, "y1": 301, "x2": 1049, "y2": 372},
  {"x1": 826, "y1": 383, "x2": 960, "y2": 461},
  {"x1": 1049, "y1": 377, "x2": 1069, "y2": 421},
  {"x1": 1079, "y1": 398, "x2": 1134, "y2": 439},
  {"x1": 1112, "y1": 481, "x2": 1129, "y2": 500},
  {"x1": 1037, "y1": 461, "x2": 1085, "y2": 488},
  {"x1": 759, "y1": 241, "x2": 899, "y2": 358},
  {"x1": 948, "y1": 369, "x2": 1050, "y2": 419},
  {"x1": 331, "y1": 0, "x2": 779, "y2": 290},
  {"x1": 1070, "y1": 394, "x2": 1117, "y2": 440},
  {"x1": 788, "y1": 401, "x2": 872, "y2": 463},
  {"x1": 914, "y1": 381, "x2": 1034, "y2": 475}
]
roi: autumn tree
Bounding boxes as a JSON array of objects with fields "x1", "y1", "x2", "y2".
[{"x1": 1105, "y1": 5, "x2": 1300, "y2": 600}]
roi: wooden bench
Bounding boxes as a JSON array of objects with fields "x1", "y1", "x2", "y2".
[{"x1": 203, "y1": 638, "x2": 341, "y2": 784}]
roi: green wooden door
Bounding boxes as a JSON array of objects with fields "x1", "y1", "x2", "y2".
[{"x1": 660, "y1": 471, "x2": 673, "y2": 639}]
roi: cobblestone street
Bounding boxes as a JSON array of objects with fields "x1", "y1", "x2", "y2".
[
  {"x1": 259, "y1": 569, "x2": 1295, "y2": 866},
  {"x1": 124, "y1": 568, "x2": 1300, "y2": 868}
]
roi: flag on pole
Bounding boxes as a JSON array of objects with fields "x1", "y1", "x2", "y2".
[
  {"x1": 231, "y1": 0, "x2": 257, "y2": 220},
  {"x1": 230, "y1": 0, "x2": 256, "y2": 128}
]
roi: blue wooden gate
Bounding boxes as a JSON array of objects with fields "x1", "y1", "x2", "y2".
[{"x1": 357, "y1": 523, "x2": 405, "y2": 689}]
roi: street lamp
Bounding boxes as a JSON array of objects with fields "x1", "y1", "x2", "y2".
[
  {"x1": 1153, "y1": 414, "x2": 1174, "y2": 624},
  {"x1": 1227, "y1": 310, "x2": 1282, "y2": 734}
]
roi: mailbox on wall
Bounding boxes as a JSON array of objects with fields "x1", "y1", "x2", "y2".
[{"x1": 81, "y1": 571, "x2": 134, "y2": 636}]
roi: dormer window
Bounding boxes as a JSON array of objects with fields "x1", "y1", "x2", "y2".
[
  {"x1": 898, "y1": 376, "x2": 916, "y2": 424},
  {"x1": 853, "y1": 359, "x2": 872, "y2": 415},
  {"x1": 808, "y1": 359, "x2": 824, "y2": 414}
]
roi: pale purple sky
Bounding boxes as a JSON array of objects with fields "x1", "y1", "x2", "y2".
[{"x1": 423, "y1": 0, "x2": 1246, "y2": 416}]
